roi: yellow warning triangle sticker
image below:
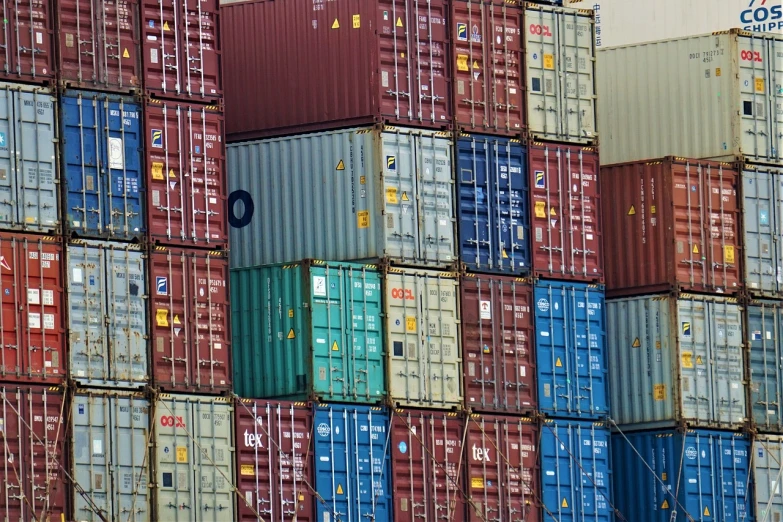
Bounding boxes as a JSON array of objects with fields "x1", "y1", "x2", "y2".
[
  {"x1": 332, "y1": 341, "x2": 339, "y2": 351},
  {"x1": 561, "y1": 498, "x2": 568, "y2": 508},
  {"x1": 299, "y1": 493, "x2": 304, "y2": 501},
  {"x1": 661, "y1": 499, "x2": 669, "y2": 509},
  {"x1": 632, "y1": 337, "x2": 641, "y2": 348},
  {"x1": 696, "y1": 355, "x2": 703, "y2": 364},
  {"x1": 555, "y1": 357, "x2": 563, "y2": 368},
  {"x1": 502, "y1": 249, "x2": 508, "y2": 259},
  {"x1": 332, "y1": 18, "x2": 340, "y2": 29},
  {"x1": 396, "y1": 17, "x2": 403, "y2": 27},
  {"x1": 163, "y1": 21, "x2": 170, "y2": 31},
  {"x1": 123, "y1": 48, "x2": 130, "y2": 58},
  {"x1": 401, "y1": 191, "x2": 409, "y2": 201},
  {"x1": 336, "y1": 160, "x2": 345, "y2": 171},
  {"x1": 704, "y1": 506, "x2": 710, "y2": 517},
  {"x1": 173, "y1": 315, "x2": 181, "y2": 325},
  {"x1": 169, "y1": 169, "x2": 176, "y2": 178},
  {"x1": 336, "y1": 484, "x2": 344, "y2": 495},
  {"x1": 550, "y1": 207, "x2": 557, "y2": 216},
  {"x1": 628, "y1": 205, "x2": 636, "y2": 215},
  {"x1": 287, "y1": 329, "x2": 296, "y2": 339},
  {"x1": 693, "y1": 244, "x2": 699, "y2": 254},
  {"x1": 473, "y1": 60, "x2": 480, "y2": 69}
]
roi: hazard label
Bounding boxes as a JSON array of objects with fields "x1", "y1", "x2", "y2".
[
  {"x1": 353, "y1": 14, "x2": 360, "y2": 28},
  {"x1": 336, "y1": 484, "x2": 344, "y2": 495},
  {"x1": 152, "y1": 162, "x2": 164, "y2": 180},
  {"x1": 561, "y1": 498, "x2": 568, "y2": 508},
  {"x1": 472, "y1": 60, "x2": 480, "y2": 69},
  {"x1": 332, "y1": 341, "x2": 339, "y2": 351},
  {"x1": 357, "y1": 211, "x2": 369, "y2": 229},
  {"x1": 704, "y1": 506, "x2": 711, "y2": 517},
  {"x1": 336, "y1": 160, "x2": 345, "y2": 170},
  {"x1": 502, "y1": 249, "x2": 508, "y2": 259},
  {"x1": 156, "y1": 309, "x2": 169, "y2": 327},
  {"x1": 632, "y1": 337, "x2": 641, "y2": 348},
  {"x1": 332, "y1": 18, "x2": 340, "y2": 29},
  {"x1": 386, "y1": 188, "x2": 398, "y2": 204},
  {"x1": 550, "y1": 206, "x2": 557, "y2": 216},
  {"x1": 401, "y1": 191, "x2": 409, "y2": 201},
  {"x1": 661, "y1": 499, "x2": 669, "y2": 509},
  {"x1": 123, "y1": 48, "x2": 130, "y2": 58},
  {"x1": 653, "y1": 384, "x2": 666, "y2": 401},
  {"x1": 396, "y1": 17, "x2": 403, "y2": 27},
  {"x1": 457, "y1": 54, "x2": 468, "y2": 72},
  {"x1": 163, "y1": 21, "x2": 170, "y2": 31},
  {"x1": 169, "y1": 169, "x2": 176, "y2": 179},
  {"x1": 555, "y1": 357, "x2": 563, "y2": 368},
  {"x1": 627, "y1": 205, "x2": 636, "y2": 215},
  {"x1": 693, "y1": 244, "x2": 699, "y2": 254},
  {"x1": 287, "y1": 329, "x2": 296, "y2": 339},
  {"x1": 696, "y1": 355, "x2": 703, "y2": 365}
]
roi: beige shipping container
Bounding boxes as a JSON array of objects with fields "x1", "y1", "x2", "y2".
[{"x1": 598, "y1": 29, "x2": 783, "y2": 165}]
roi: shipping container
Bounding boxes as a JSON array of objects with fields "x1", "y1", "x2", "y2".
[
  {"x1": 529, "y1": 142, "x2": 602, "y2": 282},
  {"x1": 0, "y1": 0, "x2": 53, "y2": 83},
  {"x1": 70, "y1": 390, "x2": 150, "y2": 522},
  {"x1": 464, "y1": 413, "x2": 539, "y2": 522},
  {"x1": 598, "y1": 29, "x2": 783, "y2": 165},
  {"x1": 312, "y1": 404, "x2": 392, "y2": 522},
  {"x1": 149, "y1": 246, "x2": 231, "y2": 394},
  {"x1": 0, "y1": 82, "x2": 58, "y2": 233},
  {"x1": 391, "y1": 409, "x2": 466, "y2": 522},
  {"x1": 234, "y1": 399, "x2": 314, "y2": 522},
  {"x1": 540, "y1": 420, "x2": 613, "y2": 522},
  {"x1": 56, "y1": 0, "x2": 141, "y2": 91},
  {"x1": 145, "y1": 100, "x2": 227, "y2": 249},
  {"x1": 0, "y1": 384, "x2": 66, "y2": 522},
  {"x1": 535, "y1": 281, "x2": 608, "y2": 419},
  {"x1": 752, "y1": 435, "x2": 783, "y2": 522},
  {"x1": 613, "y1": 429, "x2": 751, "y2": 522},
  {"x1": 451, "y1": 1, "x2": 524, "y2": 136},
  {"x1": 67, "y1": 240, "x2": 147, "y2": 387},
  {"x1": 602, "y1": 158, "x2": 741, "y2": 297},
  {"x1": 227, "y1": 126, "x2": 456, "y2": 269},
  {"x1": 747, "y1": 299, "x2": 783, "y2": 432},
  {"x1": 524, "y1": 4, "x2": 597, "y2": 144},
  {"x1": 151, "y1": 394, "x2": 234, "y2": 522},
  {"x1": 61, "y1": 90, "x2": 144, "y2": 241},
  {"x1": 231, "y1": 261, "x2": 385, "y2": 404},
  {"x1": 461, "y1": 273, "x2": 536, "y2": 414},
  {"x1": 141, "y1": 0, "x2": 221, "y2": 101},
  {"x1": 456, "y1": 135, "x2": 530, "y2": 274},
  {"x1": 0, "y1": 233, "x2": 65, "y2": 383},
  {"x1": 607, "y1": 294, "x2": 746, "y2": 430},
  {"x1": 222, "y1": 0, "x2": 451, "y2": 141},
  {"x1": 385, "y1": 267, "x2": 462, "y2": 409}
]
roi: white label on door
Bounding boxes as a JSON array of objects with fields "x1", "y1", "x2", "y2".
[
  {"x1": 44, "y1": 314, "x2": 55, "y2": 330},
  {"x1": 108, "y1": 137, "x2": 125, "y2": 170},
  {"x1": 72, "y1": 268, "x2": 82, "y2": 283},
  {"x1": 28, "y1": 313, "x2": 41, "y2": 329},
  {"x1": 36, "y1": 32, "x2": 42, "y2": 45},
  {"x1": 93, "y1": 439, "x2": 102, "y2": 454},
  {"x1": 312, "y1": 276, "x2": 327, "y2": 297},
  {"x1": 27, "y1": 288, "x2": 40, "y2": 305},
  {"x1": 520, "y1": 366, "x2": 526, "y2": 377},
  {"x1": 480, "y1": 300, "x2": 491, "y2": 320},
  {"x1": 150, "y1": 48, "x2": 159, "y2": 64},
  {"x1": 43, "y1": 290, "x2": 54, "y2": 306}
]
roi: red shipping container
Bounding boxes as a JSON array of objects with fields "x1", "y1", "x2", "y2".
[
  {"x1": 56, "y1": 0, "x2": 141, "y2": 91},
  {"x1": 141, "y1": 0, "x2": 221, "y2": 102},
  {"x1": 464, "y1": 414, "x2": 539, "y2": 522},
  {"x1": 461, "y1": 273, "x2": 535, "y2": 414},
  {"x1": 235, "y1": 399, "x2": 314, "y2": 522},
  {"x1": 0, "y1": 234, "x2": 65, "y2": 384},
  {"x1": 529, "y1": 142, "x2": 602, "y2": 282},
  {"x1": 391, "y1": 409, "x2": 466, "y2": 522},
  {"x1": 145, "y1": 100, "x2": 227, "y2": 249},
  {"x1": 149, "y1": 246, "x2": 231, "y2": 393},
  {"x1": 221, "y1": 0, "x2": 452, "y2": 141},
  {"x1": 451, "y1": 0, "x2": 523, "y2": 136},
  {"x1": 0, "y1": 0, "x2": 54, "y2": 84},
  {"x1": 0, "y1": 384, "x2": 67, "y2": 522},
  {"x1": 601, "y1": 157, "x2": 741, "y2": 297}
]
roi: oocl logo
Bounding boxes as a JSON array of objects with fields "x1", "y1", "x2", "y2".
[
  {"x1": 160, "y1": 415, "x2": 186, "y2": 428},
  {"x1": 529, "y1": 24, "x2": 552, "y2": 37},
  {"x1": 740, "y1": 0, "x2": 783, "y2": 32},
  {"x1": 391, "y1": 288, "x2": 415, "y2": 301}
]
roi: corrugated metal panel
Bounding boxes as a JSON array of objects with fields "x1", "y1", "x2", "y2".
[
  {"x1": 71, "y1": 390, "x2": 150, "y2": 522},
  {"x1": 234, "y1": 399, "x2": 314, "y2": 522},
  {"x1": 464, "y1": 414, "x2": 539, "y2": 522},
  {"x1": 529, "y1": 143, "x2": 602, "y2": 282},
  {"x1": 524, "y1": 4, "x2": 597, "y2": 144},
  {"x1": 535, "y1": 281, "x2": 608, "y2": 419},
  {"x1": 0, "y1": 0, "x2": 53, "y2": 83},
  {"x1": 598, "y1": 30, "x2": 783, "y2": 165},
  {"x1": 742, "y1": 163, "x2": 783, "y2": 298},
  {"x1": 312, "y1": 404, "x2": 392, "y2": 522},
  {"x1": 607, "y1": 294, "x2": 746, "y2": 430},
  {"x1": 753, "y1": 435, "x2": 783, "y2": 522},
  {"x1": 540, "y1": 420, "x2": 613, "y2": 522},
  {"x1": 747, "y1": 300, "x2": 783, "y2": 432},
  {"x1": 227, "y1": 127, "x2": 456, "y2": 269},
  {"x1": 461, "y1": 273, "x2": 536, "y2": 414},
  {"x1": 385, "y1": 267, "x2": 462, "y2": 409},
  {"x1": 602, "y1": 158, "x2": 741, "y2": 297},
  {"x1": 613, "y1": 429, "x2": 751, "y2": 522},
  {"x1": 230, "y1": 261, "x2": 385, "y2": 404},
  {"x1": 391, "y1": 409, "x2": 466, "y2": 521},
  {"x1": 61, "y1": 91, "x2": 144, "y2": 241},
  {"x1": 456, "y1": 135, "x2": 530, "y2": 274}
]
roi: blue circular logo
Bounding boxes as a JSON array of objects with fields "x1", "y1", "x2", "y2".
[
  {"x1": 164, "y1": 447, "x2": 170, "y2": 454},
  {"x1": 398, "y1": 441, "x2": 407, "y2": 454}
]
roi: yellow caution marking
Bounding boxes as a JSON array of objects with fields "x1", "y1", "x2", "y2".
[
  {"x1": 632, "y1": 337, "x2": 641, "y2": 348},
  {"x1": 287, "y1": 328, "x2": 296, "y2": 339},
  {"x1": 156, "y1": 309, "x2": 169, "y2": 327},
  {"x1": 332, "y1": 341, "x2": 339, "y2": 351},
  {"x1": 299, "y1": 493, "x2": 305, "y2": 501},
  {"x1": 471, "y1": 477, "x2": 484, "y2": 489},
  {"x1": 653, "y1": 384, "x2": 666, "y2": 401},
  {"x1": 550, "y1": 206, "x2": 557, "y2": 216},
  {"x1": 535, "y1": 201, "x2": 546, "y2": 218},
  {"x1": 627, "y1": 205, "x2": 636, "y2": 215},
  {"x1": 336, "y1": 160, "x2": 345, "y2": 170},
  {"x1": 386, "y1": 188, "x2": 398, "y2": 204},
  {"x1": 173, "y1": 314, "x2": 181, "y2": 325},
  {"x1": 755, "y1": 78, "x2": 765, "y2": 93},
  {"x1": 123, "y1": 48, "x2": 130, "y2": 58},
  {"x1": 401, "y1": 191, "x2": 409, "y2": 202},
  {"x1": 716, "y1": 67, "x2": 721, "y2": 76},
  {"x1": 152, "y1": 162, "x2": 164, "y2": 180},
  {"x1": 704, "y1": 506, "x2": 711, "y2": 517},
  {"x1": 661, "y1": 499, "x2": 669, "y2": 509},
  {"x1": 696, "y1": 355, "x2": 703, "y2": 365},
  {"x1": 396, "y1": 17, "x2": 403, "y2": 27},
  {"x1": 163, "y1": 21, "x2": 170, "y2": 31},
  {"x1": 176, "y1": 446, "x2": 187, "y2": 463},
  {"x1": 561, "y1": 498, "x2": 568, "y2": 508},
  {"x1": 240, "y1": 464, "x2": 254, "y2": 476},
  {"x1": 457, "y1": 54, "x2": 468, "y2": 72},
  {"x1": 357, "y1": 210, "x2": 369, "y2": 229},
  {"x1": 502, "y1": 249, "x2": 508, "y2": 259},
  {"x1": 336, "y1": 484, "x2": 344, "y2": 495},
  {"x1": 352, "y1": 14, "x2": 360, "y2": 28},
  {"x1": 651, "y1": 205, "x2": 656, "y2": 214},
  {"x1": 555, "y1": 357, "x2": 563, "y2": 368},
  {"x1": 288, "y1": 309, "x2": 294, "y2": 318},
  {"x1": 724, "y1": 245, "x2": 735, "y2": 263},
  {"x1": 360, "y1": 175, "x2": 366, "y2": 185},
  {"x1": 681, "y1": 352, "x2": 693, "y2": 369},
  {"x1": 169, "y1": 169, "x2": 176, "y2": 178},
  {"x1": 332, "y1": 18, "x2": 340, "y2": 29},
  {"x1": 693, "y1": 244, "x2": 699, "y2": 254},
  {"x1": 662, "y1": 473, "x2": 667, "y2": 481},
  {"x1": 472, "y1": 60, "x2": 480, "y2": 69},
  {"x1": 544, "y1": 54, "x2": 554, "y2": 70},
  {"x1": 406, "y1": 317, "x2": 417, "y2": 332}
]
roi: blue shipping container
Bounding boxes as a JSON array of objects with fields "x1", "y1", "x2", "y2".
[
  {"x1": 540, "y1": 420, "x2": 614, "y2": 522},
  {"x1": 313, "y1": 404, "x2": 392, "y2": 522},
  {"x1": 535, "y1": 281, "x2": 609, "y2": 418},
  {"x1": 456, "y1": 135, "x2": 530, "y2": 274},
  {"x1": 613, "y1": 429, "x2": 751, "y2": 522},
  {"x1": 61, "y1": 90, "x2": 144, "y2": 241},
  {"x1": 747, "y1": 299, "x2": 783, "y2": 432}
]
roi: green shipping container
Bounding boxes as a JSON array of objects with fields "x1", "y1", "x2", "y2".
[{"x1": 231, "y1": 260, "x2": 385, "y2": 403}]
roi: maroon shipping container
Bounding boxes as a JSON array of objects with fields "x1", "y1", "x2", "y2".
[
  {"x1": 451, "y1": 0, "x2": 523, "y2": 136},
  {"x1": 0, "y1": 0, "x2": 54, "y2": 83},
  {"x1": 0, "y1": 234, "x2": 65, "y2": 384},
  {"x1": 602, "y1": 157, "x2": 741, "y2": 297},
  {"x1": 235, "y1": 399, "x2": 314, "y2": 522},
  {"x1": 141, "y1": 0, "x2": 221, "y2": 101},
  {"x1": 56, "y1": 0, "x2": 141, "y2": 91},
  {"x1": 0, "y1": 384, "x2": 67, "y2": 522},
  {"x1": 149, "y1": 246, "x2": 231, "y2": 393},
  {"x1": 529, "y1": 142, "x2": 602, "y2": 282},
  {"x1": 221, "y1": 0, "x2": 452, "y2": 141},
  {"x1": 464, "y1": 414, "x2": 539, "y2": 522},
  {"x1": 145, "y1": 100, "x2": 227, "y2": 249},
  {"x1": 461, "y1": 273, "x2": 535, "y2": 415},
  {"x1": 391, "y1": 409, "x2": 466, "y2": 522}
]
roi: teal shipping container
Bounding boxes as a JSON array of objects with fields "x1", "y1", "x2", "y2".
[{"x1": 231, "y1": 260, "x2": 385, "y2": 403}]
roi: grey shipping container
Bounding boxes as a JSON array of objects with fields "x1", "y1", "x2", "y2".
[
  {"x1": 597, "y1": 29, "x2": 783, "y2": 165},
  {"x1": 753, "y1": 435, "x2": 783, "y2": 522},
  {"x1": 67, "y1": 240, "x2": 148, "y2": 387},
  {"x1": 742, "y1": 163, "x2": 783, "y2": 298},
  {"x1": 747, "y1": 299, "x2": 783, "y2": 432},
  {"x1": 70, "y1": 390, "x2": 150, "y2": 522},
  {"x1": 606, "y1": 294, "x2": 746, "y2": 430},
  {"x1": 227, "y1": 126, "x2": 456, "y2": 269}
]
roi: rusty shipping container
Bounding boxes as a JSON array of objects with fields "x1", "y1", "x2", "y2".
[
  {"x1": 391, "y1": 409, "x2": 466, "y2": 522},
  {"x1": 149, "y1": 246, "x2": 231, "y2": 394},
  {"x1": 234, "y1": 399, "x2": 314, "y2": 522},
  {"x1": 461, "y1": 273, "x2": 536, "y2": 414},
  {"x1": 145, "y1": 100, "x2": 227, "y2": 249},
  {"x1": 529, "y1": 142, "x2": 602, "y2": 282},
  {"x1": 0, "y1": 0, "x2": 53, "y2": 83},
  {"x1": 602, "y1": 157, "x2": 741, "y2": 297},
  {"x1": 0, "y1": 384, "x2": 66, "y2": 522},
  {"x1": 221, "y1": 0, "x2": 452, "y2": 141}
]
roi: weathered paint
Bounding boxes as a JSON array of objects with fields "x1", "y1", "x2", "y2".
[
  {"x1": 742, "y1": 163, "x2": 783, "y2": 298},
  {"x1": 753, "y1": 435, "x2": 783, "y2": 522},
  {"x1": 747, "y1": 299, "x2": 783, "y2": 432}
]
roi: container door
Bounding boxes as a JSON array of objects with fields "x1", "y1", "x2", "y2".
[
  {"x1": 770, "y1": 38, "x2": 783, "y2": 164},
  {"x1": 742, "y1": 167, "x2": 779, "y2": 296},
  {"x1": 181, "y1": 0, "x2": 220, "y2": 99},
  {"x1": 677, "y1": 299, "x2": 714, "y2": 424},
  {"x1": 754, "y1": 437, "x2": 783, "y2": 522},
  {"x1": 0, "y1": 387, "x2": 25, "y2": 521},
  {"x1": 71, "y1": 394, "x2": 112, "y2": 520},
  {"x1": 737, "y1": 34, "x2": 775, "y2": 163},
  {"x1": 417, "y1": 132, "x2": 456, "y2": 266},
  {"x1": 112, "y1": 395, "x2": 150, "y2": 522},
  {"x1": 141, "y1": 0, "x2": 181, "y2": 98},
  {"x1": 0, "y1": 237, "x2": 23, "y2": 377},
  {"x1": 707, "y1": 299, "x2": 745, "y2": 427},
  {"x1": 457, "y1": 137, "x2": 493, "y2": 270},
  {"x1": 714, "y1": 434, "x2": 750, "y2": 521},
  {"x1": 382, "y1": 132, "x2": 419, "y2": 262},
  {"x1": 0, "y1": 87, "x2": 16, "y2": 229},
  {"x1": 672, "y1": 162, "x2": 712, "y2": 291},
  {"x1": 5, "y1": 0, "x2": 53, "y2": 81},
  {"x1": 409, "y1": 0, "x2": 450, "y2": 126},
  {"x1": 154, "y1": 397, "x2": 196, "y2": 522},
  {"x1": 703, "y1": 163, "x2": 740, "y2": 292},
  {"x1": 748, "y1": 303, "x2": 783, "y2": 430},
  {"x1": 193, "y1": 399, "x2": 234, "y2": 520}
]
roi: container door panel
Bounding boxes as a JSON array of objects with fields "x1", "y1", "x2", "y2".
[
  {"x1": 748, "y1": 304, "x2": 783, "y2": 429},
  {"x1": 421, "y1": 275, "x2": 460, "y2": 406},
  {"x1": 0, "y1": 388, "x2": 25, "y2": 521},
  {"x1": 351, "y1": 408, "x2": 391, "y2": 522},
  {"x1": 181, "y1": 0, "x2": 220, "y2": 99},
  {"x1": 0, "y1": 89, "x2": 17, "y2": 229},
  {"x1": 737, "y1": 35, "x2": 773, "y2": 161},
  {"x1": 68, "y1": 243, "x2": 108, "y2": 383},
  {"x1": 147, "y1": 103, "x2": 187, "y2": 244},
  {"x1": 571, "y1": 285, "x2": 607, "y2": 417},
  {"x1": 11, "y1": 0, "x2": 53, "y2": 80},
  {"x1": 754, "y1": 438, "x2": 783, "y2": 522},
  {"x1": 557, "y1": 10, "x2": 595, "y2": 143},
  {"x1": 57, "y1": 0, "x2": 98, "y2": 85},
  {"x1": 673, "y1": 163, "x2": 709, "y2": 290},
  {"x1": 742, "y1": 168, "x2": 777, "y2": 295},
  {"x1": 564, "y1": 147, "x2": 601, "y2": 280},
  {"x1": 154, "y1": 398, "x2": 196, "y2": 522},
  {"x1": 530, "y1": 147, "x2": 567, "y2": 277},
  {"x1": 0, "y1": 238, "x2": 22, "y2": 376},
  {"x1": 418, "y1": 132, "x2": 455, "y2": 265},
  {"x1": 26, "y1": 388, "x2": 66, "y2": 520},
  {"x1": 105, "y1": 0, "x2": 141, "y2": 89},
  {"x1": 71, "y1": 395, "x2": 112, "y2": 521},
  {"x1": 378, "y1": 1, "x2": 413, "y2": 122},
  {"x1": 386, "y1": 272, "x2": 424, "y2": 404},
  {"x1": 770, "y1": 38, "x2": 783, "y2": 163},
  {"x1": 193, "y1": 401, "x2": 234, "y2": 520},
  {"x1": 107, "y1": 246, "x2": 147, "y2": 384},
  {"x1": 487, "y1": 5, "x2": 523, "y2": 134},
  {"x1": 409, "y1": 0, "x2": 450, "y2": 126},
  {"x1": 492, "y1": 139, "x2": 528, "y2": 273},
  {"x1": 708, "y1": 300, "x2": 745, "y2": 427},
  {"x1": 151, "y1": 249, "x2": 191, "y2": 390},
  {"x1": 677, "y1": 300, "x2": 712, "y2": 424},
  {"x1": 112, "y1": 396, "x2": 149, "y2": 521},
  {"x1": 452, "y1": 2, "x2": 489, "y2": 132},
  {"x1": 142, "y1": 0, "x2": 180, "y2": 97},
  {"x1": 382, "y1": 132, "x2": 419, "y2": 261},
  {"x1": 681, "y1": 432, "x2": 719, "y2": 520},
  {"x1": 703, "y1": 163, "x2": 740, "y2": 292},
  {"x1": 103, "y1": 98, "x2": 143, "y2": 239},
  {"x1": 525, "y1": 9, "x2": 561, "y2": 141},
  {"x1": 313, "y1": 407, "x2": 351, "y2": 522},
  {"x1": 310, "y1": 265, "x2": 351, "y2": 400},
  {"x1": 62, "y1": 95, "x2": 102, "y2": 234},
  {"x1": 457, "y1": 137, "x2": 492, "y2": 270}
]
